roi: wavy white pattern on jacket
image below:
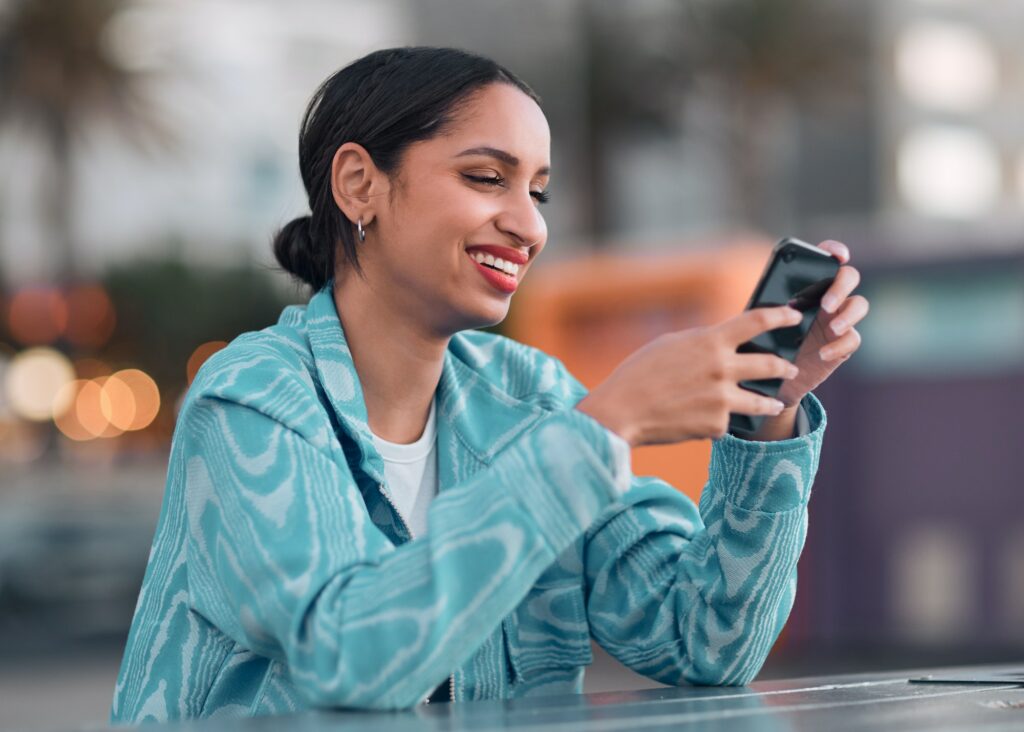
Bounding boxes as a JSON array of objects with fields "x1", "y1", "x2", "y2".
[{"x1": 111, "y1": 284, "x2": 826, "y2": 722}]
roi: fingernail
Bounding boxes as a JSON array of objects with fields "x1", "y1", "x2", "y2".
[
  {"x1": 820, "y1": 347, "x2": 833, "y2": 361},
  {"x1": 830, "y1": 318, "x2": 847, "y2": 335},
  {"x1": 788, "y1": 366, "x2": 800, "y2": 378},
  {"x1": 821, "y1": 295, "x2": 838, "y2": 313},
  {"x1": 772, "y1": 400, "x2": 785, "y2": 414}
]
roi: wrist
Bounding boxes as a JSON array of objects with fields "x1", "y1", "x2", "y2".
[
  {"x1": 575, "y1": 394, "x2": 638, "y2": 448},
  {"x1": 743, "y1": 404, "x2": 800, "y2": 442}
]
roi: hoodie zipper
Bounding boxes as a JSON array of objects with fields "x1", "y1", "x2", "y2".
[{"x1": 378, "y1": 483, "x2": 456, "y2": 705}]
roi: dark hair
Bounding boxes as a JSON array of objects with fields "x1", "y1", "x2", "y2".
[{"x1": 273, "y1": 46, "x2": 541, "y2": 291}]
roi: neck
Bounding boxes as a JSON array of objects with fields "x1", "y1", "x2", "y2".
[{"x1": 332, "y1": 276, "x2": 447, "y2": 444}]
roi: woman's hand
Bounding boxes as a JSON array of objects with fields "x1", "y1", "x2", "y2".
[
  {"x1": 576, "y1": 306, "x2": 805, "y2": 448},
  {"x1": 775, "y1": 240, "x2": 869, "y2": 408},
  {"x1": 577, "y1": 240, "x2": 869, "y2": 447}
]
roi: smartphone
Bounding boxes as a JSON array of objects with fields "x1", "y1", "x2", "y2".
[{"x1": 728, "y1": 238, "x2": 841, "y2": 437}]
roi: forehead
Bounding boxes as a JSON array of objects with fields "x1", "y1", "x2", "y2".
[{"x1": 419, "y1": 83, "x2": 551, "y2": 170}]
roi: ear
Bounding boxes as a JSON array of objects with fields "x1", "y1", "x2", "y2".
[{"x1": 330, "y1": 142, "x2": 386, "y2": 227}]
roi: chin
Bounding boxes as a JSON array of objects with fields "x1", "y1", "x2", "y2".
[{"x1": 455, "y1": 300, "x2": 511, "y2": 333}]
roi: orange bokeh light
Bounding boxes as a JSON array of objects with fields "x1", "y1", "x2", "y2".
[
  {"x1": 187, "y1": 341, "x2": 228, "y2": 385},
  {"x1": 53, "y1": 379, "x2": 95, "y2": 441},
  {"x1": 52, "y1": 369, "x2": 160, "y2": 439},
  {"x1": 65, "y1": 284, "x2": 116, "y2": 348},
  {"x1": 76, "y1": 379, "x2": 121, "y2": 438},
  {"x1": 101, "y1": 374, "x2": 137, "y2": 431},
  {"x1": 8, "y1": 287, "x2": 68, "y2": 346},
  {"x1": 112, "y1": 368, "x2": 161, "y2": 431}
]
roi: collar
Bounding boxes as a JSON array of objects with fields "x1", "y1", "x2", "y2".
[{"x1": 303, "y1": 283, "x2": 547, "y2": 489}]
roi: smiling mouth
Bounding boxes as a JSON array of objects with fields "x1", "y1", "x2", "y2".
[{"x1": 467, "y1": 250, "x2": 520, "y2": 277}]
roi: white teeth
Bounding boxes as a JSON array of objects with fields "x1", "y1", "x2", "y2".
[{"x1": 469, "y1": 250, "x2": 520, "y2": 277}]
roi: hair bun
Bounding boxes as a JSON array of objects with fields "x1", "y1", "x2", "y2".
[{"x1": 273, "y1": 215, "x2": 331, "y2": 289}]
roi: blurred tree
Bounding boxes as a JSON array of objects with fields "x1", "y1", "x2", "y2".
[
  {"x1": 102, "y1": 251, "x2": 300, "y2": 397},
  {"x1": 583, "y1": 0, "x2": 864, "y2": 235},
  {"x1": 0, "y1": 0, "x2": 170, "y2": 280}
]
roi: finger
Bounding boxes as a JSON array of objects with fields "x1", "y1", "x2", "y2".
[
  {"x1": 730, "y1": 387, "x2": 786, "y2": 417},
  {"x1": 731, "y1": 353, "x2": 799, "y2": 383},
  {"x1": 828, "y1": 295, "x2": 870, "y2": 337},
  {"x1": 818, "y1": 239, "x2": 850, "y2": 264},
  {"x1": 723, "y1": 306, "x2": 803, "y2": 345},
  {"x1": 820, "y1": 327, "x2": 862, "y2": 361},
  {"x1": 821, "y1": 265, "x2": 861, "y2": 313}
]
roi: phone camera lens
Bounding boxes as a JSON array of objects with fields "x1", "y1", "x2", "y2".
[{"x1": 782, "y1": 250, "x2": 796, "y2": 263}]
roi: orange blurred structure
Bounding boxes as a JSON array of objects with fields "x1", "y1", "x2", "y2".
[{"x1": 507, "y1": 236, "x2": 773, "y2": 502}]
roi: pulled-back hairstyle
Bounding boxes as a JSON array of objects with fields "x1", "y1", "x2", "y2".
[{"x1": 273, "y1": 47, "x2": 540, "y2": 291}]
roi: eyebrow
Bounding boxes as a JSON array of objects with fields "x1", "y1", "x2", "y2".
[{"x1": 455, "y1": 146, "x2": 550, "y2": 177}]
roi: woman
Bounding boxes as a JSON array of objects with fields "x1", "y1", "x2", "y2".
[{"x1": 112, "y1": 47, "x2": 867, "y2": 722}]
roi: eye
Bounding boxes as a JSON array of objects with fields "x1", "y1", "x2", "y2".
[
  {"x1": 463, "y1": 173, "x2": 550, "y2": 205},
  {"x1": 463, "y1": 173, "x2": 504, "y2": 187}
]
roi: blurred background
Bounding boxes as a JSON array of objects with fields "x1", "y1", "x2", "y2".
[{"x1": 1, "y1": 0, "x2": 1023, "y2": 729}]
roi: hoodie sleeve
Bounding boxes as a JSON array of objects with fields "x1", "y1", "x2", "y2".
[
  {"x1": 583, "y1": 393, "x2": 826, "y2": 686},
  {"x1": 179, "y1": 357, "x2": 628, "y2": 710}
]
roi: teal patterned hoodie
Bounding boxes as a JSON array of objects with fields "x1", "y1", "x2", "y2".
[{"x1": 111, "y1": 284, "x2": 826, "y2": 722}]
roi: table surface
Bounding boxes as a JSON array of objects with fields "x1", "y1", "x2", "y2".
[{"x1": 106, "y1": 664, "x2": 1024, "y2": 732}]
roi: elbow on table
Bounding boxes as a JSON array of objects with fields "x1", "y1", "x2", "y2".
[
  {"x1": 296, "y1": 675, "x2": 425, "y2": 712},
  {"x1": 681, "y1": 649, "x2": 766, "y2": 687},
  {"x1": 683, "y1": 665, "x2": 759, "y2": 688}
]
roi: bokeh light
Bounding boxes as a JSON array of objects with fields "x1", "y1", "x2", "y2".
[
  {"x1": 8, "y1": 286, "x2": 68, "y2": 346},
  {"x1": 76, "y1": 379, "x2": 123, "y2": 438},
  {"x1": 896, "y1": 21, "x2": 997, "y2": 112},
  {"x1": 898, "y1": 126, "x2": 1001, "y2": 218},
  {"x1": 50, "y1": 368, "x2": 160, "y2": 440},
  {"x1": 6, "y1": 347, "x2": 75, "y2": 421},
  {"x1": 53, "y1": 380, "x2": 95, "y2": 442},
  {"x1": 101, "y1": 373, "x2": 137, "y2": 431},
  {"x1": 64, "y1": 283, "x2": 117, "y2": 348},
  {"x1": 187, "y1": 341, "x2": 228, "y2": 385},
  {"x1": 111, "y1": 368, "x2": 161, "y2": 431}
]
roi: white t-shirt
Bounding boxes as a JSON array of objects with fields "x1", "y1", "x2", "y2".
[{"x1": 371, "y1": 398, "x2": 439, "y2": 538}]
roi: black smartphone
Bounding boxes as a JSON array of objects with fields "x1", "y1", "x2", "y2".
[{"x1": 728, "y1": 238, "x2": 841, "y2": 437}]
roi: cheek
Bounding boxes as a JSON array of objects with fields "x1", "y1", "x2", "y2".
[{"x1": 401, "y1": 178, "x2": 492, "y2": 241}]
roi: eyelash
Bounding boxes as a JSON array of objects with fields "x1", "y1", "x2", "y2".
[{"x1": 463, "y1": 174, "x2": 550, "y2": 204}]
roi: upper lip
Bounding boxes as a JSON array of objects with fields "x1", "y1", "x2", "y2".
[{"x1": 465, "y1": 244, "x2": 529, "y2": 266}]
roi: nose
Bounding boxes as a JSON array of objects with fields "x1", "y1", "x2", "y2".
[{"x1": 495, "y1": 189, "x2": 547, "y2": 249}]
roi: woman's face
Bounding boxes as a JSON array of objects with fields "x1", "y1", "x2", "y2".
[{"x1": 366, "y1": 82, "x2": 551, "y2": 335}]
